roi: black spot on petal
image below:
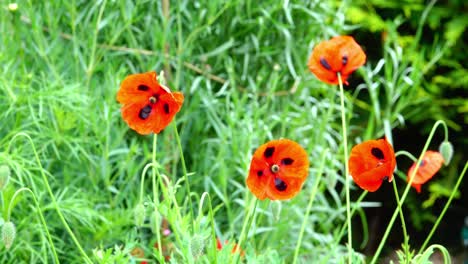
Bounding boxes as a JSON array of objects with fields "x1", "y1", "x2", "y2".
[
  {"x1": 264, "y1": 147, "x2": 275, "y2": 158},
  {"x1": 138, "y1": 105, "x2": 152, "y2": 120},
  {"x1": 257, "y1": 170, "x2": 263, "y2": 177},
  {"x1": 342, "y1": 55, "x2": 348, "y2": 66},
  {"x1": 137, "y1": 84, "x2": 150, "y2": 91},
  {"x1": 371, "y1": 147, "x2": 385, "y2": 160},
  {"x1": 320, "y1": 57, "x2": 332, "y2": 70},
  {"x1": 163, "y1": 103, "x2": 170, "y2": 114},
  {"x1": 419, "y1": 160, "x2": 426, "y2": 167},
  {"x1": 274, "y1": 178, "x2": 287, "y2": 191},
  {"x1": 281, "y1": 158, "x2": 294, "y2": 165}
]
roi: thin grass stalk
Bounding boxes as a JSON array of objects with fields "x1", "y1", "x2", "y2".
[
  {"x1": 391, "y1": 179, "x2": 410, "y2": 259},
  {"x1": 419, "y1": 161, "x2": 467, "y2": 253},
  {"x1": 337, "y1": 73, "x2": 353, "y2": 261},
  {"x1": 198, "y1": 192, "x2": 218, "y2": 263},
  {"x1": 370, "y1": 120, "x2": 448, "y2": 263},
  {"x1": 7, "y1": 187, "x2": 60, "y2": 263},
  {"x1": 150, "y1": 134, "x2": 164, "y2": 262},
  {"x1": 234, "y1": 198, "x2": 259, "y2": 264},
  {"x1": 7, "y1": 132, "x2": 92, "y2": 264},
  {"x1": 172, "y1": 120, "x2": 194, "y2": 229},
  {"x1": 320, "y1": 191, "x2": 368, "y2": 264},
  {"x1": 292, "y1": 148, "x2": 328, "y2": 264}
]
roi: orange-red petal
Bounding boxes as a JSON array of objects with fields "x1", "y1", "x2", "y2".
[
  {"x1": 308, "y1": 36, "x2": 366, "y2": 85},
  {"x1": 407, "y1": 151, "x2": 444, "y2": 193},
  {"x1": 349, "y1": 138, "x2": 396, "y2": 192},
  {"x1": 246, "y1": 139, "x2": 309, "y2": 200},
  {"x1": 117, "y1": 71, "x2": 184, "y2": 135}
]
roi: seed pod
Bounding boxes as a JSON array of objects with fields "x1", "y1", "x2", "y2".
[
  {"x1": 134, "y1": 203, "x2": 146, "y2": 227},
  {"x1": 438, "y1": 141, "x2": 454, "y2": 165},
  {"x1": 2, "y1": 221, "x2": 16, "y2": 250}
]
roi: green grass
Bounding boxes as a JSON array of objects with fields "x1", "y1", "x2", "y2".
[{"x1": 0, "y1": 1, "x2": 465, "y2": 263}]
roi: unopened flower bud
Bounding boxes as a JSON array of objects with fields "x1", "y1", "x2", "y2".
[
  {"x1": 438, "y1": 141, "x2": 454, "y2": 165},
  {"x1": 134, "y1": 203, "x2": 146, "y2": 227},
  {"x1": 2, "y1": 221, "x2": 16, "y2": 250}
]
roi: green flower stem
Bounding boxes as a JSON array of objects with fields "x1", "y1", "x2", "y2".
[
  {"x1": 198, "y1": 192, "x2": 218, "y2": 263},
  {"x1": 234, "y1": 197, "x2": 259, "y2": 264},
  {"x1": 321, "y1": 190, "x2": 368, "y2": 264},
  {"x1": 391, "y1": 179, "x2": 409, "y2": 259},
  {"x1": 150, "y1": 134, "x2": 185, "y2": 261},
  {"x1": 337, "y1": 73, "x2": 353, "y2": 261},
  {"x1": 7, "y1": 132, "x2": 92, "y2": 264},
  {"x1": 172, "y1": 119, "x2": 194, "y2": 229},
  {"x1": 292, "y1": 149, "x2": 328, "y2": 264},
  {"x1": 151, "y1": 134, "x2": 164, "y2": 262},
  {"x1": 419, "y1": 161, "x2": 467, "y2": 253},
  {"x1": 7, "y1": 187, "x2": 59, "y2": 264},
  {"x1": 395, "y1": 150, "x2": 417, "y2": 162},
  {"x1": 370, "y1": 120, "x2": 448, "y2": 264}
]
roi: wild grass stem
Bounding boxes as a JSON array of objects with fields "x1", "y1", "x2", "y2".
[
  {"x1": 7, "y1": 187, "x2": 59, "y2": 263},
  {"x1": 337, "y1": 73, "x2": 353, "y2": 261},
  {"x1": 7, "y1": 132, "x2": 92, "y2": 264},
  {"x1": 370, "y1": 120, "x2": 448, "y2": 263},
  {"x1": 292, "y1": 148, "x2": 328, "y2": 264}
]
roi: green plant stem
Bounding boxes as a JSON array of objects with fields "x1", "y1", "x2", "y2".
[
  {"x1": 7, "y1": 187, "x2": 60, "y2": 263},
  {"x1": 150, "y1": 135, "x2": 185, "y2": 262},
  {"x1": 172, "y1": 119, "x2": 194, "y2": 228},
  {"x1": 150, "y1": 134, "x2": 164, "y2": 262},
  {"x1": 321, "y1": 191, "x2": 368, "y2": 264},
  {"x1": 391, "y1": 179, "x2": 409, "y2": 259},
  {"x1": 292, "y1": 149, "x2": 328, "y2": 264},
  {"x1": 337, "y1": 73, "x2": 353, "y2": 261},
  {"x1": 7, "y1": 132, "x2": 92, "y2": 263},
  {"x1": 370, "y1": 120, "x2": 447, "y2": 264},
  {"x1": 235, "y1": 198, "x2": 259, "y2": 264},
  {"x1": 419, "y1": 161, "x2": 468, "y2": 253},
  {"x1": 395, "y1": 150, "x2": 417, "y2": 162},
  {"x1": 198, "y1": 192, "x2": 218, "y2": 263}
]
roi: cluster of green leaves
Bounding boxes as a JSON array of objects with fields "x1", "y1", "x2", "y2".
[{"x1": 0, "y1": 0, "x2": 366, "y2": 263}]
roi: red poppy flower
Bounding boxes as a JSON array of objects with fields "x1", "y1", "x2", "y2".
[
  {"x1": 308, "y1": 36, "x2": 366, "y2": 85},
  {"x1": 117, "y1": 71, "x2": 184, "y2": 135},
  {"x1": 216, "y1": 238, "x2": 245, "y2": 256},
  {"x1": 407, "y1": 151, "x2": 444, "y2": 193},
  {"x1": 348, "y1": 138, "x2": 396, "y2": 192},
  {"x1": 246, "y1": 139, "x2": 309, "y2": 200}
]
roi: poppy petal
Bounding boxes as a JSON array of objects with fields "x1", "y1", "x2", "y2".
[
  {"x1": 407, "y1": 151, "x2": 444, "y2": 193},
  {"x1": 247, "y1": 139, "x2": 309, "y2": 200},
  {"x1": 151, "y1": 92, "x2": 185, "y2": 134},
  {"x1": 308, "y1": 36, "x2": 366, "y2": 85},
  {"x1": 117, "y1": 71, "x2": 164, "y2": 104},
  {"x1": 349, "y1": 138, "x2": 396, "y2": 192},
  {"x1": 117, "y1": 71, "x2": 185, "y2": 135}
]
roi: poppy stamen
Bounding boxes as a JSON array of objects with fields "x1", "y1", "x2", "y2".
[
  {"x1": 271, "y1": 164, "x2": 280, "y2": 173},
  {"x1": 371, "y1": 147, "x2": 385, "y2": 160},
  {"x1": 149, "y1": 96, "x2": 157, "y2": 104},
  {"x1": 138, "y1": 105, "x2": 152, "y2": 120},
  {"x1": 281, "y1": 158, "x2": 294, "y2": 165},
  {"x1": 163, "y1": 103, "x2": 170, "y2": 114},
  {"x1": 274, "y1": 178, "x2": 287, "y2": 191},
  {"x1": 264, "y1": 147, "x2": 275, "y2": 158},
  {"x1": 342, "y1": 55, "x2": 348, "y2": 66},
  {"x1": 319, "y1": 57, "x2": 332, "y2": 71},
  {"x1": 137, "y1": 84, "x2": 150, "y2": 91}
]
